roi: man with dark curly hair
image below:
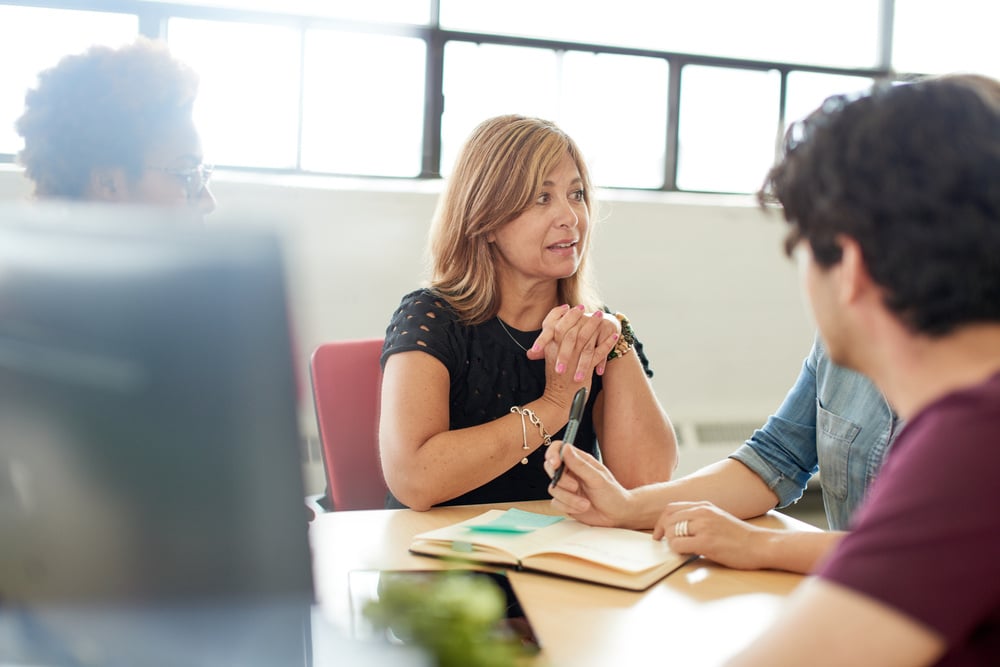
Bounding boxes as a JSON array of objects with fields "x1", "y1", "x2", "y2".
[
  {"x1": 727, "y1": 74, "x2": 1000, "y2": 666},
  {"x1": 15, "y1": 36, "x2": 215, "y2": 220}
]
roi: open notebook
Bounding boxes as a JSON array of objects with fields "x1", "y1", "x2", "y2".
[{"x1": 410, "y1": 508, "x2": 694, "y2": 591}]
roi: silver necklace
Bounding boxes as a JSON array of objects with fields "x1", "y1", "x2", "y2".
[{"x1": 496, "y1": 316, "x2": 530, "y2": 353}]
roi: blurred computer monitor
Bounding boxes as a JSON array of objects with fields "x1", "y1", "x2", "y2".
[{"x1": 0, "y1": 204, "x2": 313, "y2": 665}]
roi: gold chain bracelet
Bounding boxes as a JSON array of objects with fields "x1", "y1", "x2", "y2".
[{"x1": 510, "y1": 406, "x2": 552, "y2": 465}]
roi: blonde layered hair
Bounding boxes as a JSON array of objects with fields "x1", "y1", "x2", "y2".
[{"x1": 429, "y1": 115, "x2": 600, "y2": 325}]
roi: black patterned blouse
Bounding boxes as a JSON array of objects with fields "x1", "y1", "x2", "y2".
[{"x1": 380, "y1": 288, "x2": 652, "y2": 508}]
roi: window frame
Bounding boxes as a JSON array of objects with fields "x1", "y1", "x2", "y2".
[{"x1": 0, "y1": 0, "x2": 910, "y2": 193}]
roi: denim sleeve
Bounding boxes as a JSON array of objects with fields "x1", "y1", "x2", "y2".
[{"x1": 729, "y1": 339, "x2": 821, "y2": 508}]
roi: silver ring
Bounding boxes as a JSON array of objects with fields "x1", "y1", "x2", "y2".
[{"x1": 674, "y1": 519, "x2": 690, "y2": 537}]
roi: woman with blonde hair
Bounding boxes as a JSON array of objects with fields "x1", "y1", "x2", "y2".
[{"x1": 379, "y1": 114, "x2": 677, "y2": 510}]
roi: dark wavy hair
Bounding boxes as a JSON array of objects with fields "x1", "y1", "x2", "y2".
[
  {"x1": 15, "y1": 37, "x2": 199, "y2": 199},
  {"x1": 760, "y1": 74, "x2": 1000, "y2": 336}
]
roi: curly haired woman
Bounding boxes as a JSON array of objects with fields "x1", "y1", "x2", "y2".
[{"x1": 16, "y1": 37, "x2": 214, "y2": 220}]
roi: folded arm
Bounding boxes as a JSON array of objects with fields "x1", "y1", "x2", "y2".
[{"x1": 379, "y1": 351, "x2": 573, "y2": 510}]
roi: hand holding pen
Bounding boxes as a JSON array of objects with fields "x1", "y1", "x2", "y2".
[{"x1": 550, "y1": 387, "x2": 587, "y2": 489}]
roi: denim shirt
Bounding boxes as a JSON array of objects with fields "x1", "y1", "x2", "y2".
[{"x1": 729, "y1": 337, "x2": 899, "y2": 530}]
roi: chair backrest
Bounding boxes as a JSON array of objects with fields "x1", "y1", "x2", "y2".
[{"x1": 309, "y1": 338, "x2": 387, "y2": 510}]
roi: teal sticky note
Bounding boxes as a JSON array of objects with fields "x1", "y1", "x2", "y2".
[{"x1": 467, "y1": 508, "x2": 564, "y2": 534}]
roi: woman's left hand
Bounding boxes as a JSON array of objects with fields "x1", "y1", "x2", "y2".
[
  {"x1": 527, "y1": 305, "x2": 619, "y2": 381},
  {"x1": 652, "y1": 501, "x2": 776, "y2": 570}
]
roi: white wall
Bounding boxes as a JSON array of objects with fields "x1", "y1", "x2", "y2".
[{"x1": 0, "y1": 166, "x2": 815, "y2": 491}]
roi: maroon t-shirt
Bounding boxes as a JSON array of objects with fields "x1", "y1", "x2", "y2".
[{"x1": 819, "y1": 372, "x2": 1000, "y2": 666}]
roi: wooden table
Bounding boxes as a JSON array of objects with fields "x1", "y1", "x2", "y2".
[{"x1": 309, "y1": 500, "x2": 814, "y2": 667}]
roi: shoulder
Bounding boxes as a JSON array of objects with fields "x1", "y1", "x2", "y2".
[
  {"x1": 818, "y1": 386, "x2": 1000, "y2": 648},
  {"x1": 391, "y1": 288, "x2": 459, "y2": 321},
  {"x1": 383, "y1": 288, "x2": 463, "y2": 368},
  {"x1": 385, "y1": 288, "x2": 461, "y2": 335},
  {"x1": 830, "y1": 374, "x2": 1000, "y2": 549},
  {"x1": 903, "y1": 372, "x2": 1000, "y2": 450},
  {"x1": 815, "y1": 351, "x2": 890, "y2": 422}
]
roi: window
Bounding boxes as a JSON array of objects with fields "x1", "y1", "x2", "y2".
[
  {"x1": 677, "y1": 66, "x2": 781, "y2": 194},
  {"x1": 4, "y1": 0, "x2": 989, "y2": 195},
  {"x1": 149, "y1": 0, "x2": 431, "y2": 24},
  {"x1": 440, "y1": 0, "x2": 880, "y2": 68},
  {"x1": 440, "y1": 46, "x2": 668, "y2": 188},
  {"x1": 893, "y1": 0, "x2": 1000, "y2": 78},
  {"x1": 784, "y1": 72, "x2": 875, "y2": 128},
  {"x1": 441, "y1": 43, "x2": 559, "y2": 175},
  {"x1": 301, "y1": 30, "x2": 426, "y2": 176},
  {"x1": 168, "y1": 18, "x2": 301, "y2": 169},
  {"x1": 559, "y1": 52, "x2": 669, "y2": 189},
  {"x1": 0, "y1": 6, "x2": 137, "y2": 154}
]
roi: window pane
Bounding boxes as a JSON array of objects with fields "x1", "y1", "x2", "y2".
[
  {"x1": 893, "y1": 1, "x2": 1000, "y2": 77},
  {"x1": 560, "y1": 52, "x2": 668, "y2": 189},
  {"x1": 441, "y1": 0, "x2": 879, "y2": 68},
  {"x1": 301, "y1": 31, "x2": 425, "y2": 176},
  {"x1": 168, "y1": 18, "x2": 301, "y2": 169},
  {"x1": 0, "y1": 7, "x2": 137, "y2": 155},
  {"x1": 785, "y1": 71, "x2": 874, "y2": 126},
  {"x1": 677, "y1": 66, "x2": 781, "y2": 193},
  {"x1": 146, "y1": 0, "x2": 431, "y2": 24},
  {"x1": 440, "y1": 43, "x2": 559, "y2": 176},
  {"x1": 442, "y1": 45, "x2": 667, "y2": 188}
]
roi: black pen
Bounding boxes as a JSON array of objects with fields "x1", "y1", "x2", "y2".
[{"x1": 550, "y1": 387, "x2": 587, "y2": 488}]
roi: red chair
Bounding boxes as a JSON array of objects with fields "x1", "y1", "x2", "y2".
[{"x1": 309, "y1": 338, "x2": 388, "y2": 510}]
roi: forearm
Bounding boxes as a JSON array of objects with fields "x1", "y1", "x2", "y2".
[
  {"x1": 755, "y1": 529, "x2": 847, "y2": 574},
  {"x1": 616, "y1": 459, "x2": 780, "y2": 530},
  {"x1": 667, "y1": 459, "x2": 781, "y2": 519},
  {"x1": 384, "y1": 395, "x2": 570, "y2": 510},
  {"x1": 595, "y1": 351, "x2": 678, "y2": 487}
]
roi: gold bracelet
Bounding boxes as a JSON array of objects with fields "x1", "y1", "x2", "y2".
[
  {"x1": 510, "y1": 406, "x2": 552, "y2": 465},
  {"x1": 607, "y1": 312, "x2": 635, "y2": 360}
]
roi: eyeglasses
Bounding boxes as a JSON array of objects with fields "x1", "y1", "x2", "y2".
[{"x1": 147, "y1": 163, "x2": 214, "y2": 200}]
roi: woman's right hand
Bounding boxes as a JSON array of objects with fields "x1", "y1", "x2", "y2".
[
  {"x1": 544, "y1": 441, "x2": 633, "y2": 527},
  {"x1": 528, "y1": 305, "x2": 619, "y2": 404}
]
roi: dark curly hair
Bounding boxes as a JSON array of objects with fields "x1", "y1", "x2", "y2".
[
  {"x1": 15, "y1": 37, "x2": 199, "y2": 199},
  {"x1": 760, "y1": 74, "x2": 1000, "y2": 336}
]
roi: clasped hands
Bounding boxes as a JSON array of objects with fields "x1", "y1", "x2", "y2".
[{"x1": 526, "y1": 304, "x2": 620, "y2": 385}]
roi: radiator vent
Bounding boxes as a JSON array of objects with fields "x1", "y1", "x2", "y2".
[{"x1": 304, "y1": 434, "x2": 323, "y2": 463}]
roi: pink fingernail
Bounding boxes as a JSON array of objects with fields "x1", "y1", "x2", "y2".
[
  {"x1": 556, "y1": 362, "x2": 566, "y2": 374},
  {"x1": 530, "y1": 344, "x2": 539, "y2": 353},
  {"x1": 597, "y1": 364, "x2": 605, "y2": 376},
  {"x1": 560, "y1": 304, "x2": 570, "y2": 309},
  {"x1": 594, "y1": 310, "x2": 604, "y2": 318},
  {"x1": 576, "y1": 304, "x2": 585, "y2": 310},
  {"x1": 574, "y1": 371, "x2": 584, "y2": 382},
  {"x1": 612, "y1": 333, "x2": 620, "y2": 341}
]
